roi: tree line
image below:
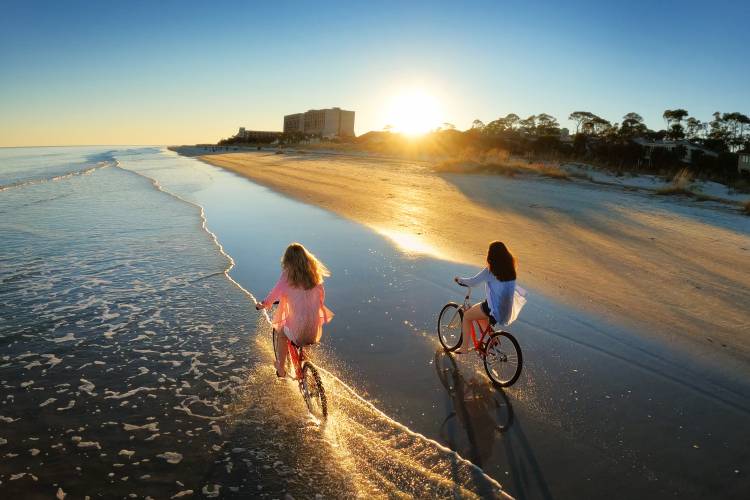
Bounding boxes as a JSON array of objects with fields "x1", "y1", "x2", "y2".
[
  {"x1": 432, "y1": 109, "x2": 749, "y2": 181},
  {"x1": 467, "y1": 109, "x2": 750, "y2": 152}
]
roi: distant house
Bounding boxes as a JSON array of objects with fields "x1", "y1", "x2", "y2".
[
  {"x1": 739, "y1": 151, "x2": 750, "y2": 174},
  {"x1": 633, "y1": 138, "x2": 718, "y2": 165},
  {"x1": 234, "y1": 128, "x2": 282, "y2": 143}
]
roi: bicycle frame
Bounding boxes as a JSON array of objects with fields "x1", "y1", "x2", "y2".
[
  {"x1": 285, "y1": 338, "x2": 306, "y2": 380},
  {"x1": 460, "y1": 286, "x2": 495, "y2": 352},
  {"x1": 440, "y1": 285, "x2": 524, "y2": 387}
]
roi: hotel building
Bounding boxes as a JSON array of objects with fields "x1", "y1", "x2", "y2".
[{"x1": 283, "y1": 107, "x2": 355, "y2": 137}]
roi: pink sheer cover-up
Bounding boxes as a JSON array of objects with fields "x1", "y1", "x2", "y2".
[{"x1": 261, "y1": 271, "x2": 334, "y2": 346}]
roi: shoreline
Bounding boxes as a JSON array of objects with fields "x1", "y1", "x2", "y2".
[{"x1": 173, "y1": 146, "x2": 750, "y2": 376}]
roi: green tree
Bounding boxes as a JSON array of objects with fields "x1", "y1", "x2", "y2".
[
  {"x1": 620, "y1": 112, "x2": 647, "y2": 137},
  {"x1": 535, "y1": 113, "x2": 560, "y2": 136},
  {"x1": 519, "y1": 115, "x2": 537, "y2": 134},
  {"x1": 502, "y1": 113, "x2": 521, "y2": 131},
  {"x1": 483, "y1": 118, "x2": 505, "y2": 136},
  {"x1": 707, "y1": 112, "x2": 729, "y2": 151},
  {"x1": 685, "y1": 117, "x2": 704, "y2": 140},
  {"x1": 471, "y1": 119, "x2": 485, "y2": 130},
  {"x1": 662, "y1": 109, "x2": 689, "y2": 132},
  {"x1": 667, "y1": 123, "x2": 685, "y2": 140},
  {"x1": 569, "y1": 111, "x2": 595, "y2": 134},
  {"x1": 585, "y1": 116, "x2": 611, "y2": 136},
  {"x1": 721, "y1": 112, "x2": 750, "y2": 150},
  {"x1": 483, "y1": 113, "x2": 521, "y2": 136}
]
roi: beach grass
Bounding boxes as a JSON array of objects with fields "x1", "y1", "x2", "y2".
[
  {"x1": 656, "y1": 168, "x2": 693, "y2": 196},
  {"x1": 433, "y1": 148, "x2": 569, "y2": 179}
]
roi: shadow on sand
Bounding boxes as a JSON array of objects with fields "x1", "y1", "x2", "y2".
[{"x1": 435, "y1": 349, "x2": 555, "y2": 500}]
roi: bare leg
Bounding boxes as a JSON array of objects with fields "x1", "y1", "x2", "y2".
[
  {"x1": 274, "y1": 329, "x2": 288, "y2": 377},
  {"x1": 462, "y1": 302, "x2": 489, "y2": 341}
]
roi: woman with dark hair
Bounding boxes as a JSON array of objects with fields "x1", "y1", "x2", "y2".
[{"x1": 454, "y1": 241, "x2": 519, "y2": 339}]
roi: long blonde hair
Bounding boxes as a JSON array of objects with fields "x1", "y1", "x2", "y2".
[{"x1": 282, "y1": 242, "x2": 330, "y2": 290}]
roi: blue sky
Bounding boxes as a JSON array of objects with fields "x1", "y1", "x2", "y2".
[{"x1": 1, "y1": 0, "x2": 748, "y2": 145}]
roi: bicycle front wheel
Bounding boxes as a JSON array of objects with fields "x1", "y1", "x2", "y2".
[
  {"x1": 483, "y1": 332, "x2": 523, "y2": 387},
  {"x1": 301, "y1": 362, "x2": 327, "y2": 422},
  {"x1": 437, "y1": 303, "x2": 463, "y2": 351}
]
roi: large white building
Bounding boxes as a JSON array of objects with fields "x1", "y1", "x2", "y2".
[{"x1": 283, "y1": 107, "x2": 355, "y2": 138}]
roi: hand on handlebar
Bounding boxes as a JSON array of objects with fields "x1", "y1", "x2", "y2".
[
  {"x1": 454, "y1": 277, "x2": 467, "y2": 287},
  {"x1": 256, "y1": 300, "x2": 280, "y2": 310}
]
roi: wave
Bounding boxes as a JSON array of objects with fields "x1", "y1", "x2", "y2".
[
  {"x1": 0, "y1": 161, "x2": 113, "y2": 192},
  {"x1": 117, "y1": 157, "x2": 510, "y2": 498}
]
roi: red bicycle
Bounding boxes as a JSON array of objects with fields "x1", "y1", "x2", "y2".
[
  {"x1": 437, "y1": 283, "x2": 523, "y2": 387},
  {"x1": 272, "y1": 324, "x2": 327, "y2": 422}
]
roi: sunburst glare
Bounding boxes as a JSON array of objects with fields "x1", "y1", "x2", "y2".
[{"x1": 384, "y1": 88, "x2": 442, "y2": 136}]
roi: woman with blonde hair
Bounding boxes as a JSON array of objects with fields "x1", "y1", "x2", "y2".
[{"x1": 256, "y1": 243, "x2": 333, "y2": 377}]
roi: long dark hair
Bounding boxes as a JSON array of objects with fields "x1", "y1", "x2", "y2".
[{"x1": 487, "y1": 241, "x2": 516, "y2": 281}]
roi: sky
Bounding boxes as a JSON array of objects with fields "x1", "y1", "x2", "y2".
[{"x1": 1, "y1": 0, "x2": 748, "y2": 146}]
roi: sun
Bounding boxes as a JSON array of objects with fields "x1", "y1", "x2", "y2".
[{"x1": 385, "y1": 88, "x2": 442, "y2": 136}]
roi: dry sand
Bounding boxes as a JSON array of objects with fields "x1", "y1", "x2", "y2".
[{"x1": 179, "y1": 148, "x2": 750, "y2": 371}]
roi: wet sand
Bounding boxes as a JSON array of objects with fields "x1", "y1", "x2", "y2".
[{"x1": 182, "y1": 148, "x2": 750, "y2": 377}]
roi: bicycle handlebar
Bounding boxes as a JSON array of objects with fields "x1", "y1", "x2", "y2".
[{"x1": 454, "y1": 278, "x2": 469, "y2": 288}]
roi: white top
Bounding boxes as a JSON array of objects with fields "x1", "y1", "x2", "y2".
[{"x1": 457, "y1": 268, "x2": 526, "y2": 326}]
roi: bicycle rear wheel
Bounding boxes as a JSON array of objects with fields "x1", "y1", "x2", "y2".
[
  {"x1": 437, "y1": 303, "x2": 463, "y2": 351},
  {"x1": 301, "y1": 361, "x2": 327, "y2": 421},
  {"x1": 483, "y1": 332, "x2": 523, "y2": 387}
]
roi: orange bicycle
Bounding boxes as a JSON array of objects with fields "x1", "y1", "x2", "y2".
[
  {"x1": 270, "y1": 302, "x2": 327, "y2": 421},
  {"x1": 437, "y1": 283, "x2": 523, "y2": 387}
]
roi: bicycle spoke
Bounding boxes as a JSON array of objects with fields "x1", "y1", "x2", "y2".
[{"x1": 448, "y1": 311, "x2": 460, "y2": 329}]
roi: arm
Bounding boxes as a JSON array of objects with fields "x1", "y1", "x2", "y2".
[
  {"x1": 255, "y1": 273, "x2": 285, "y2": 309},
  {"x1": 319, "y1": 285, "x2": 330, "y2": 322},
  {"x1": 455, "y1": 268, "x2": 490, "y2": 287}
]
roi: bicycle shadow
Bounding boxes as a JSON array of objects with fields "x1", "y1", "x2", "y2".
[
  {"x1": 435, "y1": 349, "x2": 514, "y2": 467},
  {"x1": 435, "y1": 349, "x2": 554, "y2": 500}
]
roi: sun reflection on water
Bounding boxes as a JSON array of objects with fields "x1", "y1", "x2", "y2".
[{"x1": 374, "y1": 227, "x2": 443, "y2": 259}]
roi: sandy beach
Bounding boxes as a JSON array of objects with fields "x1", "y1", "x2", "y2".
[{"x1": 178, "y1": 148, "x2": 750, "y2": 374}]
